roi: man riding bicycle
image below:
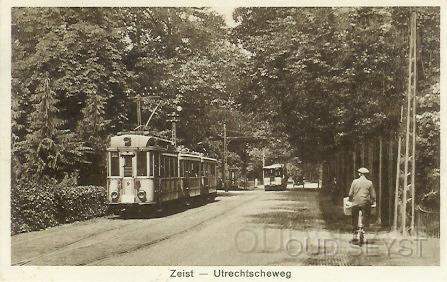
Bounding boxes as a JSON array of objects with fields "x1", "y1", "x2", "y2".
[{"x1": 348, "y1": 167, "x2": 376, "y2": 243}]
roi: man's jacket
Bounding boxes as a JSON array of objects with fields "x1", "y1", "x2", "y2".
[{"x1": 348, "y1": 175, "x2": 376, "y2": 206}]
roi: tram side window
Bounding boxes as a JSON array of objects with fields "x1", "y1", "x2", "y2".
[
  {"x1": 186, "y1": 161, "x2": 190, "y2": 176},
  {"x1": 190, "y1": 161, "x2": 195, "y2": 176},
  {"x1": 110, "y1": 152, "x2": 120, "y2": 176},
  {"x1": 169, "y1": 158, "x2": 174, "y2": 177},
  {"x1": 203, "y1": 163, "x2": 208, "y2": 176},
  {"x1": 185, "y1": 161, "x2": 190, "y2": 177},
  {"x1": 160, "y1": 157, "x2": 165, "y2": 177},
  {"x1": 168, "y1": 157, "x2": 172, "y2": 177},
  {"x1": 137, "y1": 151, "x2": 147, "y2": 176},
  {"x1": 192, "y1": 161, "x2": 199, "y2": 177},
  {"x1": 166, "y1": 158, "x2": 170, "y2": 177},
  {"x1": 276, "y1": 169, "x2": 282, "y2": 177},
  {"x1": 165, "y1": 157, "x2": 169, "y2": 177},
  {"x1": 270, "y1": 169, "x2": 282, "y2": 177},
  {"x1": 154, "y1": 153, "x2": 159, "y2": 177},
  {"x1": 163, "y1": 156, "x2": 170, "y2": 177}
]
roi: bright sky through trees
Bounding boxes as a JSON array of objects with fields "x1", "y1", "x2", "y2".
[{"x1": 212, "y1": 5, "x2": 238, "y2": 27}]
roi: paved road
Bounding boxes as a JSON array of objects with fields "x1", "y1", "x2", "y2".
[{"x1": 11, "y1": 189, "x2": 439, "y2": 266}]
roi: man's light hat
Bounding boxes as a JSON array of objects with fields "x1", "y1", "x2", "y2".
[{"x1": 358, "y1": 167, "x2": 369, "y2": 174}]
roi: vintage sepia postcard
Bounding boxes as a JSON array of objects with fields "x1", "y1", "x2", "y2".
[{"x1": 0, "y1": 0, "x2": 445, "y2": 281}]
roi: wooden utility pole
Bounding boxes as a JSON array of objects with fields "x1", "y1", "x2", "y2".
[
  {"x1": 223, "y1": 123, "x2": 227, "y2": 192},
  {"x1": 136, "y1": 94, "x2": 142, "y2": 127},
  {"x1": 262, "y1": 148, "x2": 265, "y2": 185},
  {"x1": 212, "y1": 129, "x2": 265, "y2": 192},
  {"x1": 167, "y1": 111, "x2": 179, "y2": 146}
]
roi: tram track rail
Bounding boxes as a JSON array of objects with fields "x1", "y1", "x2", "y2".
[
  {"x1": 84, "y1": 193, "x2": 260, "y2": 265},
  {"x1": 12, "y1": 192, "x2": 260, "y2": 266}
]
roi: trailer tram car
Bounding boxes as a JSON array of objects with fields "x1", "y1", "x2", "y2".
[
  {"x1": 263, "y1": 164, "x2": 287, "y2": 191},
  {"x1": 107, "y1": 131, "x2": 218, "y2": 215}
]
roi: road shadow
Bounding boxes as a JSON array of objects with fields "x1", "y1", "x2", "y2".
[
  {"x1": 246, "y1": 190, "x2": 323, "y2": 231},
  {"x1": 217, "y1": 192, "x2": 244, "y2": 197},
  {"x1": 245, "y1": 190, "x2": 383, "y2": 234},
  {"x1": 108, "y1": 197, "x2": 221, "y2": 220},
  {"x1": 317, "y1": 192, "x2": 386, "y2": 234},
  {"x1": 317, "y1": 192, "x2": 352, "y2": 233}
]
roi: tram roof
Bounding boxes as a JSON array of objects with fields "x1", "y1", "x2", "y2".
[
  {"x1": 201, "y1": 156, "x2": 218, "y2": 162},
  {"x1": 109, "y1": 134, "x2": 173, "y2": 149},
  {"x1": 178, "y1": 152, "x2": 217, "y2": 163},
  {"x1": 108, "y1": 134, "x2": 218, "y2": 162},
  {"x1": 263, "y1": 164, "x2": 284, "y2": 169}
]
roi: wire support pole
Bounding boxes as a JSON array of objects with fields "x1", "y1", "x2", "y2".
[
  {"x1": 410, "y1": 11, "x2": 418, "y2": 234},
  {"x1": 401, "y1": 11, "x2": 417, "y2": 236}
]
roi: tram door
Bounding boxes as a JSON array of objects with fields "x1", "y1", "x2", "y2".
[
  {"x1": 121, "y1": 153, "x2": 135, "y2": 203},
  {"x1": 153, "y1": 152, "x2": 161, "y2": 202},
  {"x1": 270, "y1": 169, "x2": 275, "y2": 184},
  {"x1": 202, "y1": 163, "x2": 209, "y2": 193}
]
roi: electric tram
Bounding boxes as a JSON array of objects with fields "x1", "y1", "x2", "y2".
[
  {"x1": 263, "y1": 163, "x2": 287, "y2": 191},
  {"x1": 106, "y1": 131, "x2": 218, "y2": 215}
]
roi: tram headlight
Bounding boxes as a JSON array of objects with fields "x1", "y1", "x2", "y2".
[
  {"x1": 111, "y1": 191, "x2": 119, "y2": 201},
  {"x1": 137, "y1": 190, "x2": 146, "y2": 201}
]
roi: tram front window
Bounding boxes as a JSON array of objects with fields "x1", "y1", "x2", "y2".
[
  {"x1": 264, "y1": 168, "x2": 282, "y2": 178},
  {"x1": 110, "y1": 152, "x2": 119, "y2": 176},
  {"x1": 264, "y1": 169, "x2": 273, "y2": 177},
  {"x1": 124, "y1": 156, "x2": 133, "y2": 177},
  {"x1": 137, "y1": 152, "x2": 147, "y2": 176},
  {"x1": 275, "y1": 169, "x2": 282, "y2": 177}
]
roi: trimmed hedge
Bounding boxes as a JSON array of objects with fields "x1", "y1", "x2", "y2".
[
  {"x1": 11, "y1": 181, "x2": 59, "y2": 234},
  {"x1": 55, "y1": 186, "x2": 108, "y2": 223},
  {"x1": 11, "y1": 181, "x2": 108, "y2": 235}
]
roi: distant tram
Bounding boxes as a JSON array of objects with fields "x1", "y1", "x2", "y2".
[
  {"x1": 107, "y1": 131, "x2": 218, "y2": 215},
  {"x1": 263, "y1": 164, "x2": 287, "y2": 191}
]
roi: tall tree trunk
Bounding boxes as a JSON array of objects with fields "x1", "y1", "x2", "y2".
[
  {"x1": 388, "y1": 138, "x2": 394, "y2": 226},
  {"x1": 353, "y1": 145, "x2": 357, "y2": 178},
  {"x1": 361, "y1": 141, "x2": 365, "y2": 167},
  {"x1": 377, "y1": 137, "x2": 383, "y2": 224}
]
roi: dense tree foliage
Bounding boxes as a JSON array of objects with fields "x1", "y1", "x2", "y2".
[
  {"x1": 232, "y1": 7, "x2": 440, "y2": 197},
  {"x1": 12, "y1": 7, "x2": 245, "y2": 185},
  {"x1": 12, "y1": 7, "x2": 439, "y2": 202}
]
